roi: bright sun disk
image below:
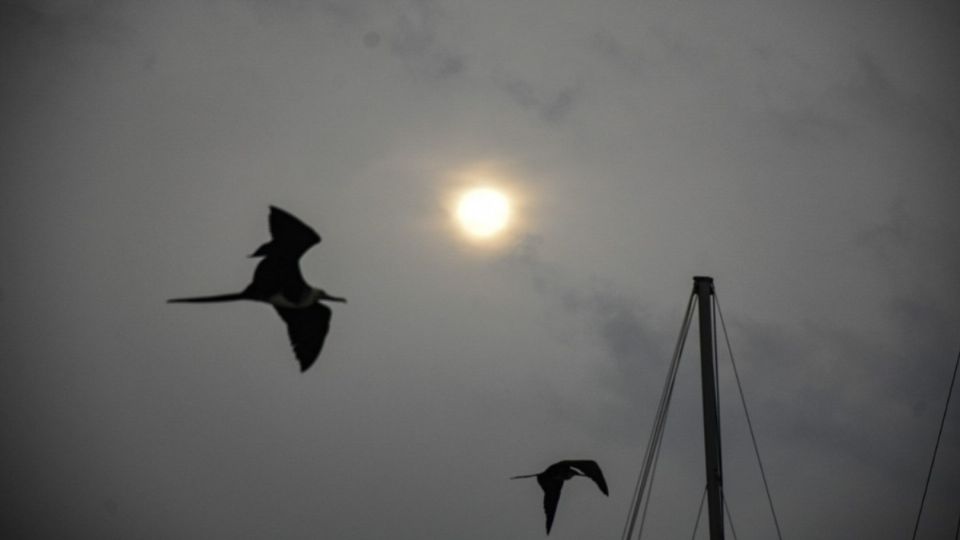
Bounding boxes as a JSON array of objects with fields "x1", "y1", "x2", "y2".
[{"x1": 456, "y1": 188, "x2": 511, "y2": 238}]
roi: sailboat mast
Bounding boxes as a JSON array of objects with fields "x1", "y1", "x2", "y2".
[{"x1": 694, "y1": 276, "x2": 724, "y2": 540}]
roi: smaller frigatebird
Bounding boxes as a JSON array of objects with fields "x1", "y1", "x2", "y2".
[
  {"x1": 168, "y1": 206, "x2": 345, "y2": 372},
  {"x1": 511, "y1": 459, "x2": 609, "y2": 534}
]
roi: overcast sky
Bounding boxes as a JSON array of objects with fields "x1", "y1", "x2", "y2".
[{"x1": 2, "y1": 1, "x2": 959, "y2": 538}]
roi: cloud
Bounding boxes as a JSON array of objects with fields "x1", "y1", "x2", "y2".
[
  {"x1": 499, "y1": 234, "x2": 668, "y2": 413},
  {"x1": 842, "y1": 52, "x2": 956, "y2": 139},
  {"x1": 590, "y1": 31, "x2": 644, "y2": 77},
  {"x1": 855, "y1": 196, "x2": 960, "y2": 302},
  {"x1": 4, "y1": 1, "x2": 958, "y2": 537},
  {"x1": 389, "y1": 0, "x2": 438, "y2": 57},
  {"x1": 0, "y1": 0, "x2": 129, "y2": 41},
  {"x1": 381, "y1": 0, "x2": 468, "y2": 79},
  {"x1": 244, "y1": 0, "x2": 370, "y2": 25},
  {"x1": 855, "y1": 198, "x2": 911, "y2": 250},
  {"x1": 497, "y1": 75, "x2": 579, "y2": 123}
]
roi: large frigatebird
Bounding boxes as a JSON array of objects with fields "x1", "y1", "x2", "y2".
[
  {"x1": 168, "y1": 206, "x2": 346, "y2": 372},
  {"x1": 511, "y1": 459, "x2": 609, "y2": 534}
]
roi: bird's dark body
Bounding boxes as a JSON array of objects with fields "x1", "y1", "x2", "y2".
[
  {"x1": 168, "y1": 206, "x2": 345, "y2": 372},
  {"x1": 512, "y1": 459, "x2": 608, "y2": 534},
  {"x1": 246, "y1": 254, "x2": 309, "y2": 303}
]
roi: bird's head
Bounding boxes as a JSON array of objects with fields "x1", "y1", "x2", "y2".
[{"x1": 311, "y1": 288, "x2": 347, "y2": 304}]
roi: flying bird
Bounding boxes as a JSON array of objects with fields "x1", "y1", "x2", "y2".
[
  {"x1": 168, "y1": 206, "x2": 346, "y2": 372},
  {"x1": 511, "y1": 459, "x2": 609, "y2": 535}
]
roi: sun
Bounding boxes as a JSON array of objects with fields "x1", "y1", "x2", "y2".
[{"x1": 455, "y1": 187, "x2": 511, "y2": 238}]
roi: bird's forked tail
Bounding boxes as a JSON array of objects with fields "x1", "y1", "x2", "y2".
[{"x1": 167, "y1": 292, "x2": 249, "y2": 303}]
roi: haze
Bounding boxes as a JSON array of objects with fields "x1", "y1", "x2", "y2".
[{"x1": 1, "y1": 1, "x2": 958, "y2": 538}]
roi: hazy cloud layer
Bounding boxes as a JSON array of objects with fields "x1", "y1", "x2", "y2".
[{"x1": 2, "y1": 0, "x2": 958, "y2": 538}]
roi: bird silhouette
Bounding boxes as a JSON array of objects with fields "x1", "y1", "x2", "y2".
[
  {"x1": 511, "y1": 459, "x2": 609, "y2": 534},
  {"x1": 168, "y1": 206, "x2": 346, "y2": 372}
]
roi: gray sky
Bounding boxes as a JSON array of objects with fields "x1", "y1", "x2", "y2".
[{"x1": 2, "y1": 0, "x2": 959, "y2": 538}]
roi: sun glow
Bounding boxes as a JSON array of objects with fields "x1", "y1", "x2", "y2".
[{"x1": 455, "y1": 187, "x2": 511, "y2": 238}]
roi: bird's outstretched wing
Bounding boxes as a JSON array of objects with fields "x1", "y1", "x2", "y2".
[
  {"x1": 265, "y1": 206, "x2": 321, "y2": 258},
  {"x1": 538, "y1": 476, "x2": 564, "y2": 534},
  {"x1": 565, "y1": 460, "x2": 609, "y2": 495},
  {"x1": 274, "y1": 304, "x2": 332, "y2": 372}
]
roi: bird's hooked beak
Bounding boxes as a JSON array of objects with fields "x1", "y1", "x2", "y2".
[{"x1": 319, "y1": 291, "x2": 347, "y2": 304}]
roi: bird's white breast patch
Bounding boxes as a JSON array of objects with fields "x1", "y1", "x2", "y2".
[{"x1": 267, "y1": 292, "x2": 311, "y2": 309}]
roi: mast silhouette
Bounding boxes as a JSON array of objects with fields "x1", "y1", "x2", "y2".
[{"x1": 694, "y1": 276, "x2": 724, "y2": 540}]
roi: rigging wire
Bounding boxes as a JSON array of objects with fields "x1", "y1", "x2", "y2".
[
  {"x1": 690, "y1": 488, "x2": 707, "y2": 540},
  {"x1": 623, "y1": 292, "x2": 696, "y2": 540},
  {"x1": 714, "y1": 294, "x2": 785, "y2": 540},
  {"x1": 689, "y1": 487, "x2": 740, "y2": 540},
  {"x1": 722, "y1": 492, "x2": 739, "y2": 540},
  {"x1": 635, "y1": 431, "x2": 665, "y2": 539},
  {"x1": 621, "y1": 292, "x2": 697, "y2": 540},
  {"x1": 910, "y1": 345, "x2": 960, "y2": 540}
]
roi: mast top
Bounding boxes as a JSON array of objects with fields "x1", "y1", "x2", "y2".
[{"x1": 693, "y1": 276, "x2": 715, "y2": 293}]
